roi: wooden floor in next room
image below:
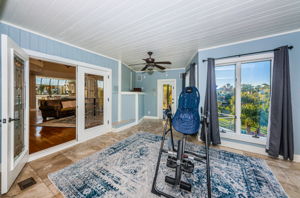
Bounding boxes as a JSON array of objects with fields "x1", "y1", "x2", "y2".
[{"x1": 29, "y1": 110, "x2": 76, "y2": 154}]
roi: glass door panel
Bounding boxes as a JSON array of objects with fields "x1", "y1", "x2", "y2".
[
  {"x1": 240, "y1": 60, "x2": 271, "y2": 137},
  {"x1": 77, "y1": 66, "x2": 111, "y2": 142},
  {"x1": 84, "y1": 74, "x2": 104, "y2": 129},
  {"x1": 215, "y1": 65, "x2": 236, "y2": 133},
  {"x1": 162, "y1": 84, "x2": 172, "y2": 110},
  {"x1": 1, "y1": 35, "x2": 29, "y2": 194},
  {"x1": 13, "y1": 55, "x2": 25, "y2": 160}
]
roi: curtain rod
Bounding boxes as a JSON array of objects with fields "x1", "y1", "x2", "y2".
[
  {"x1": 185, "y1": 62, "x2": 196, "y2": 73},
  {"x1": 202, "y1": 46, "x2": 293, "y2": 63}
]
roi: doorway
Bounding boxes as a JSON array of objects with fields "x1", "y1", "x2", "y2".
[
  {"x1": 77, "y1": 66, "x2": 111, "y2": 142},
  {"x1": 157, "y1": 79, "x2": 176, "y2": 119},
  {"x1": 1, "y1": 35, "x2": 112, "y2": 194},
  {"x1": 29, "y1": 58, "x2": 77, "y2": 154}
]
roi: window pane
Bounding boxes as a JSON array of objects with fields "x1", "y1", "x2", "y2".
[
  {"x1": 42, "y1": 78, "x2": 50, "y2": 85},
  {"x1": 35, "y1": 77, "x2": 76, "y2": 96},
  {"x1": 241, "y1": 60, "x2": 271, "y2": 137},
  {"x1": 14, "y1": 55, "x2": 25, "y2": 159},
  {"x1": 84, "y1": 74, "x2": 104, "y2": 129},
  {"x1": 215, "y1": 65, "x2": 236, "y2": 133}
]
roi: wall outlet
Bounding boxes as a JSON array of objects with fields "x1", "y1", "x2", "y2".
[{"x1": 148, "y1": 111, "x2": 151, "y2": 115}]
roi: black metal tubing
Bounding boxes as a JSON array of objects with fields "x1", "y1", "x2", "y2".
[
  {"x1": 202, "y1": 46, "x2": 293, "y2": 63},
  {"x1": 152, "y1": 111, "x2": 212, "y2": 198},
  {"x1": 151, "y1": 118, "x2": 176, "y2": 198},
  {"x1": 204, "y1": 119, "x2": 212, "y2": 198}
]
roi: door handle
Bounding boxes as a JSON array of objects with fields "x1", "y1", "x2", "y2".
[{"x1": 9, "y1": 118, "x2": 20, "y2": 122}]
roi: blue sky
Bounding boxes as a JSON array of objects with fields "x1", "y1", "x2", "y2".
[{"x1": 216, "y1": 60, "x2": 271, "y2": 88}]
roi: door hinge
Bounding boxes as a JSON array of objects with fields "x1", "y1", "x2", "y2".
[
  {"x1": 108, "y1": 75, "x2": 110, "y2": 79},
  {"x1": 107, "y1": 120, "x2": 109, "y2": 124},
  {"x1": 107, "y1": 97, "x2": 110, "y2": 102}
]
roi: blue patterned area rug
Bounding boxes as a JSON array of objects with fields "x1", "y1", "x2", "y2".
[{"x1": 48, "y1": 132, "x2": 287, "y2": 198}]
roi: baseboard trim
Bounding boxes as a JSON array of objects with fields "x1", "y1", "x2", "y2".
[
  {"x1": 143, "y1": 116, "x2": 159, "y2": 119},
  {"x1": 293, "y1": 154, "x2": 300, "y2": 162},
  {"x1": 112, "y1": 122, "x2": 136, "y2": 132},
  {"x1": 112, "y1": 118, "x2": 144, "y2": 132},
  {"x1": 221, "y1": 139, "x2": 300, "y2": 162}
]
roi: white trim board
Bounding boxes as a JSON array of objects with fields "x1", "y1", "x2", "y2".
[
  {"x1": 220, "y1": 139, "x2": 300, "y2": 163},
  {"x1": 120, "y1": 92, "x2": 145, "y2": 95},
  {"x1": 118, "y1": 61, "x2": 122, "y2": 122},
  {"x1": 0, "y1": 20, "x2": 120, "y2": 62},
  {"x1": 198, "y1": 28, "x2": 300, "y2": 52},
  {"x1": 112, "y1": 118, "x2": 144, "y2": 132},
  {"x1": 143, "y1": 116, "x2": 159, "y2": 119},
  {"x1": 24, "y1": 49, "x2": 112, "y2": 73}
]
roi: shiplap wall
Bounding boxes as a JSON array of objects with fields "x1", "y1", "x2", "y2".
[
  {"x1": 121, "y1": 64, "x2": 134, "y2": 92},
  {"x1": 121, "y1": 94, "x2": 136, "y2": 122},
  {"x1": 0, "y1": 22, "x2": 120, "y2": 123}
]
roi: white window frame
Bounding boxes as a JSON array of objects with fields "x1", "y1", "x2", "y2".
[{"x1": 216, "y1": 52, "x2": 274, "y2": 145}]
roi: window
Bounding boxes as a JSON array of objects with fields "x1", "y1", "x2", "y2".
[
  {"x1": 215, "y1": 53, "x2": 273, "y2": 144},
  {"x1": 36, "y1": 76, "x2": 76, "y2": 96}
]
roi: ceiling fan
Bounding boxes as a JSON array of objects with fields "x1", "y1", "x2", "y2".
[{"x1": 129, "y1": 52, "x2": 172, "y2": 71}]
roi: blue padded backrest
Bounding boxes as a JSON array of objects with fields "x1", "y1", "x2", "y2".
[
  {"x1": 179, "y1": 87, "x2": 200, "y2": 109},
  {"x1": 172, "y1": 87, "x2": 200, "y2": 135}
]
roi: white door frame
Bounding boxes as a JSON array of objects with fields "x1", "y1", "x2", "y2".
[
  {"x1": 1, "y1": 34, "x2": 29, "y2": 193},
  {"x1": 77, "y1": 66, "x2": 112, "y2": 142},
  {"x1": 157, "y1": 79, "x2": 176, "y2": 119},
  {"x1": 22, "y1": 49, "x2": 112, "y2": 159}
]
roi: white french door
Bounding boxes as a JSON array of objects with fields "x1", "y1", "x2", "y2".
[
  {"x1": 157, "y1": 79, "x2": 176, "y2": 119},
  {"x1": 77, "y1": 66, "x2": 111, "y2": 142},
  {"x1": 1, "y1": 35, "x2": 29, "y2": 193}
]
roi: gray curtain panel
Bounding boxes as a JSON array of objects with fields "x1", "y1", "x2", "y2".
[
  {"x1": 267, "y1": 46, "x2": 294, "y2": 160},
  {"x1": 201, "y1": 58, "x2": 221, "y2": 145},
  {"x1": 189, "y1": 63, "x2": 196, "y2": 86},
  {"x1": 181, "y1": 73, "x2": 186, "y2": 90}
]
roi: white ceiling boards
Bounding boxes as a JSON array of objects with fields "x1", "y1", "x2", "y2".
[{"x1": 1, "y1": 0, "x2": 300, "y2": 70}]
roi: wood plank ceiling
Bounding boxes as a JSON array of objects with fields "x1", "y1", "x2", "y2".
[{"x1": 1, "y1": 0, "x2": 300, "y2": 70}]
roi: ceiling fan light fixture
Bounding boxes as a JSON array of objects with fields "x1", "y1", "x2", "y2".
[{"x1": 129, "y1": 52, "x2": 171, "y2": 71}]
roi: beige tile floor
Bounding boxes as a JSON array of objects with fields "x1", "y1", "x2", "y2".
[{"x1": 2, "y1": 119, "x2": 300, "y2": 198}]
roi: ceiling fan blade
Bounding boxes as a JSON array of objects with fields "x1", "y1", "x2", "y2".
[
  {"x1": 154, "y1": 64, "x2": 166, "y2": 70},
  {"x1": 154, "y1": 61, "x2": 171, "y2": 64},
  {"x1": 141, "y1": 65, "x2": 148, "y2": 71},
  {"x1": 128, "y1": 63, "x2": 147, "y2": 66}
]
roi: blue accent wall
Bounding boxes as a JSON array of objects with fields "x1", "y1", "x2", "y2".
[
  {"x1": 121, "y1": 64, "x2": 134, "y2": 91},
  {"x1": 138, "y1": 94, "x2": 145, "y2": 120},
  {"x1": 135, "y1": 69, "x2": 184, "y2": 117},
  {"x1": 197, "y1": 31, "x2": 300, "y2": 154},
  {"x1": 121, "y1": 95, "x2": 135, "y2": 121},
  {"x1": 0, "y1": 22, "x2": 119, "y2": 123}
]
